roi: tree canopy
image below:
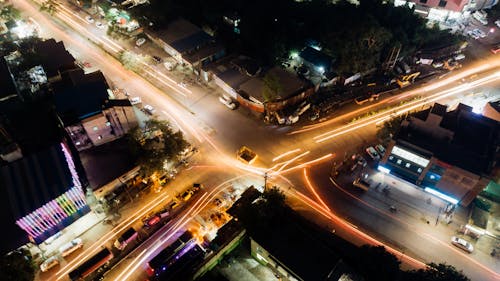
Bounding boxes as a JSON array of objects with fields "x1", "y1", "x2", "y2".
[
  {"x1": 126, "y1": 119, "x2": 189, "y2": 176},
  {"x1": 128, "y1": 0, "x2": 460, "y2": 72},
  {"x1": 0, "y1": 249, "x2": 35, "y2": 281},
  {"x1": 403, "y1": 262, "x2": 470, "y2": 281}
]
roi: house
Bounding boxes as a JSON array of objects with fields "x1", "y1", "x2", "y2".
[
  {"x1": 146, "y1": 18, "x2": 225, "y2": 75},
  {"x1": 298, "y1": 46, "x2": 335, "y2": 75},
  {"x1": 379, "y1": 103, "x2": 499, "y2": 206},
  {"x1": 52, "y1": 69, "x2": 138, "y2": 150}
]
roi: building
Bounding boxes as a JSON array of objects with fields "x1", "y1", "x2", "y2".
[
  {"x1": 206, "y1": 55, "x2": 314, "y2": 114},
  {"x1": 146, "y1": 18, "x2": 226, "y2": 75},
  {"x1": 482, "y1": 99, "x2": 500, "y2": 122},
  {"x1": 298, "y1": 46, "x2": 335, "y2": 76},
  {"x1": 378, "y1": 103, "x2": 499, "y2": 206},
  {"x1": 394, "y1": 0, "x2": 498, "y2": 22},
  {"x1": 0, "y1": 99, "x2": 89, "y2": 252},
  {"x1": 52, "y1": 69, "x2": 138, "y2": 151}
]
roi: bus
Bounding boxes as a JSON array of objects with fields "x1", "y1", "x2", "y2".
[
  {"x1": 153, "y1": 244, "x2": 205, "y2": 281},
  {"x1": 114, "y1": 227, "x2": 138, "y2": 250},
  {"x1": 146, "y1": 231, "x2": 193, "y2": 277},
  {"x1": 68, "y1": 248, "x2": 113, "y2": 281}
]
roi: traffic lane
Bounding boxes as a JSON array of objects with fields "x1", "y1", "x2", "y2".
[{"x1": 304, "y1": 161, "x2": 499, "y2": 281}]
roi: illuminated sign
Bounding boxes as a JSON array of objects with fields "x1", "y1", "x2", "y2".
[
  {"x1": 424, "y1": 187, "x2": 459, "y2": 205},
  {"x1": 391, "y1": 146, "x2": 430, "y2": 167}
]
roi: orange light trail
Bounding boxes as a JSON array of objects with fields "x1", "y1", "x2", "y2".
[
  {"x1": 272, "y1": 148, "x2": 302, "y2": 162},
  {"x1": 303, "y1": 168, "x2": 331, "y2": 212},
  {"x1": 272, "y1": 153, "x2": 334, "y2": 176}
]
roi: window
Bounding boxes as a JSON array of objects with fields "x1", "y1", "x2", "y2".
[
  {"x1": 93, "y1": 126, "x2": 98, "y2": 131},
  {"x1": 417, "y1": 168, "x2": 423, "y2": 173},
  {"x1": 438, "y1": 0, "x2": 447, "y2": 7},
  {"x1": 397, "y1": 159, "x2": 402, "y2": 165},
  {"x1": 97, "y1": 135, "x2": 102, "y2": 140},
  {"x1": 420, "y1": 0, "x2": 427, "y2": 3},
  {"x1": 405, "y1": 163, "x2": 411, "y2": 168},
  {"x1": 105, "y1": 122, "x2": 111, "y2": 127}
]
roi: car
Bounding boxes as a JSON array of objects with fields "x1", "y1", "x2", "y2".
[
  {"x1": 179, "y1": 190, "x2": 193, "y2": 201},
  {"x1": 95, "y1": 21, "x2": 105, "y2": 29},
  {"x1": 169, "y1": 200, "x2": 180, "y2": 210},
  {"x1": 136, "y1": 38, "x2": 146, "y2": 47},
  {"x1": 467, "y1": 30, "x2": 481, "y2": 40},
  {"x1": 475, "y1": 29, "x2": 487, "y2": 38},
  {"x1": 357, "y1": 155, "x2": 367, "y2": 167},
  {"x1": 178, "y1": 81, "x2": 187, "y2": 89},
  {"x1": 143, "y1": 104, "x2": 155, "y2": 115},
  {"x1": 451, "y1": 236, "x2": 474, "y2": 253},
  {"x1": 365, "y1": 146, "x2": 380, "y2": 160},
  {"x1": 218, "y1": 95, "x2": 237, "y2": 110},
  {"x1": 144, "y1": 215, "x2": 161, "y2": 227},
  {"x1": 40, "y1": 256, "x2": 59, "y2": 272},
  {"x1": 375, "y1": 144, "x2": 386, "y2": 156},
  {"x1": 432, "y1": 61, "x2": 443, "y2": 68},
  {"x1": 454, "y1": 54, "x2": 466, "y2": 61},
  {"x1": 59, "y1": 238, "x2": 83, "y2": 257},
  {"x1": 152, "y1": 56, "x2": 163, "y2": 63},
  {"x1": 496, "y1": 20, "x2": 500, "y2": 28},
  {"x1": 472, "y1": 10, "x2": 488, "y2": 25},
  {"x1": 129, "y1": 97, "x2": 141, "y2": 105},
  {"x1": 85, "y1": 16, "x2": 94, "y2": 24}
]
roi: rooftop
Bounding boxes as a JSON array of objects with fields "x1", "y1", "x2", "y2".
[
  {"x1": 52, "y1": 69, "x2": 110, "y2": 125},
  {"x1": 156, "y1": 18, "x2": 213, "y2": 54},
  {"x1": 299, "y1": 46, "x2": 335, "y2": 69},
  {"x1": 397, "y1": 103, "x2": 499, "y2": 174}
]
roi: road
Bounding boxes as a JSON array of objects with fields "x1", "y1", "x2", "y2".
[{"x1": 12, "y1": 1, "x2": 500, "y2": 280}]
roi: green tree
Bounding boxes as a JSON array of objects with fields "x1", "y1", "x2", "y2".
[
  {"x1": 355, "y1": 245, "x2": 401, "y2": 281},
  {"x1": 40, "y1": 0, "x2": 59, "y2": 15},
  {"x1": 262, "y1": 73, "x2": 282, "y2": 102},
  {"x1": 126, "y1": 119, "x2": 189, "y2": 176},
  {"x1": 0, "y1": 249, "x2": 35, "y2": 281},
  {"x1": 404, "y1": 263, "x2": 470, "y2": 281}
]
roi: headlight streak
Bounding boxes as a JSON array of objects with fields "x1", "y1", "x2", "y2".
[
  {"x1": 303, "y1": 168, "x2": 331, "y2": 212},
  {"x1": 272, "y1": 148, "x2": 302, "y2": 162}
]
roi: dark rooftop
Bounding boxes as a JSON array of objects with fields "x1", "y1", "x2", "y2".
[
  {"x1": 52, "y1": 69, "x2": 109, "y2": 125},
  {"x1": 170, "y1": 31, "x2": 213, "y2": 54},
  {"x1": 397, "y1": 103, "x2": 499, "y2": 174},
  {"x1": 104, "y1": 99, "x2": 132, "y2": 108},
  {"x1": 0, "y1": 58, "x2": 17, "y2": 101},
  {"x1": 299, "y1": 46, "x2": 335, "y2": 69},
  {"x1": 33, "y1": 39, "x2": 76, "y2": 78}
]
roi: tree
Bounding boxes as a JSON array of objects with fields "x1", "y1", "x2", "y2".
[
  {"x1": 0, "y1": 5, "x2": 21, "y2": 21},
  {"x1": 376, "y1": 114, "x2": 405, "y2": 145},
  {"x1": 0, "y1": 249, "x2": 35, "y2": 281},
  {"x1": 355, "y1": 245, "x2": 401, "y2": 281},
  {"x1": 40, "y1": 0, "x2": 59, "y2": 15},
  {"x1": 404, "y1": 263, "x2": 470, "y2": 281},
  {"x1": 262, "y1": 73, "x2": 282, "y2": 102},
  {"x1": 126, "y1": 119, "x2": 189, "y2": 176}
]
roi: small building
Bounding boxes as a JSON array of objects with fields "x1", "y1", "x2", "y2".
[
  {"x1": 482, "y1": 99, "x2": 500, "y2": 122},
  {"x1": 298, "y1": 46, "x2": 335, "y2": 75},
  {"x1": 146, "y1": 18, "x2": 225, "y2": 75},
  {"x1": 379, "y1": 103, "x2": 499, "y2": 206}
]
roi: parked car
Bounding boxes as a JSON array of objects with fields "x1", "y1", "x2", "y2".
[
  {"x1": 59, "y1": 238, "x2": 83, "y2": 257},
  {"x1": 143, "y1": 104, "x2": 155, "y2": 115},
  {"x1": 432, "y1": 61, "x2": 444, "y2": 68},
  {"x1": 169, "y1": 200, "x2": 180, "y2": 210},
  {"x1": 40, "y1": 256, "x2": 59, "y2": 272},
  {"x1": 495, "y1": 20, "x2": 500, "y2": 28},
  {"x1": 375, "y1": 144, "x2": 386, "y2": 156},
  {"x1": 218, "y1": 95, "x2": 237, "y2": 110},
  {"x1": 467, "y1": 30, "x2": 481, "y2": 40},
  {"x1": 85, "y1": 16, "x2": 94, "y2": 24},
  {"x1": 454, "y1": 54, "x2": 466, "y2": 61},
  {"x1": 130, "y1": 97, "x2": 141, "y2": 105},
  {"x1": 95, "y1": 21, "x2": 105, "y2": 29},
  {"x1": 144, "y1": 215, "x2": 161, "y2": 227},
  {"x1": 136, "y1": 38, "x2": 146, "y2": 47},
  {"x1": 365, "y1": 146, "x2": 380, "y2": 160},
  {"x1": 491, "y1": 44, "x2": 500, "y2": 54},
  {"x1": 451, "y1": 236, "x2": 474, "y2": 253},
  {"x1": 152, "y1": 56, "x2": 163, "y2": 63}
]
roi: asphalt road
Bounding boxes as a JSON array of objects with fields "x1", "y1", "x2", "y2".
[{"x1": 12, "y1": 1, "x2": 500, "y2": 280}]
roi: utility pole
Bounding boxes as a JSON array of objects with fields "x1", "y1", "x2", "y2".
[{"x1": 264, "y1": 172, "x2": 268, "y2": 191}]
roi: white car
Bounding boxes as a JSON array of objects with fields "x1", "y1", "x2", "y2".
[
  {"x1": 85, "y1": 16, "x2": 94, "y2": 24},
  {"x1": 467, "y1": 30, "x2": 481, "y2": 40},
  {"x1": 495, "y1": 20, "x2": 500, "y2": 28},
  {"x1": 451, "y1": 236, "x2": 474, "y2": 253},
  {"x1": 143, "y1": 104, "x2": 156, "y2": 115},
  {"x1": 40, "y1": 256, "x2": 59, "y2": 272},
  {"x1": 454, "y1": 54, "x2": 466, "y2": 61},
  {"x1": 136, "y1": 38, "x2": 146, "y2": 47},
  {"x1": 218, "y1": 95, "x2": 237, "y2": 110},
  {"x1": 365, "y1": 146, "x2": 380, "y2": 160},
  {"x1": 431, "y1": 61, "x2": 443, "y2": 68},
  {"x1": 59, "y1": 238, "x2": 83, "y2": 257},
  {"x1": 375, "y1": 144, "x2": 386, "y2": 156},
  {"x1": 95, "y1": 21, "x2": 106, "y2": 29},
  {"x1": 129, "y1": 97, "x2": 142, "y2": 105}
]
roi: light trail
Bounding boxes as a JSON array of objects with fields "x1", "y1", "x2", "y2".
[
  {"x1": 274, "y1": 151, "x2": 310, "y2": 173},
  {"x1": 271, "y1": 153, "x2": 334, "y2": 176},
  {"x1": 303, "y1": 168, "x2": 331, "y2": 212},
  {"x1": 272, "y1": 148, "x2": 302, "y2": 162},
  {"x1": 54, "y1": 193, "x2": 170, "y2": 280},
  {"x1": 290, "y1": 59, "x2": 500, "y2": 135},
  {"x1": 313, "y1": 70, "x2": 500, "y2": 143},
  {"x1": 329, "y1": 178, "x2": 500, "y2": 279}
]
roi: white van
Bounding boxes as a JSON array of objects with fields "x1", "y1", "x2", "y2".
[
  {"x1": 472, "y1": 10, "x2": 488, "y2": 25},
  {"x1": 59, "y1": 238, "x2": 83, "y2": 257}
]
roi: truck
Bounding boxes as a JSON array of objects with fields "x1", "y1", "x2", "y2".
[
  {"x1": 396, "y1": 72, "x2": 420, "y2": 88},
  {"x1": 237, "y1": 146, "x2": 258, "y2": 164},
  {"x1": 114, "y1": 227, "x2": 138, "y2": 250}
]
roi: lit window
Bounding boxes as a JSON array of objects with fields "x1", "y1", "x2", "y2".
[
  {"x1": 418, "y1": 168, "x2": 422, "y2": 173},
  {"x1": 105, "y1": 122, "x2": 111, "y2": 126},
  {"x1": 389, "y1": 156, "x2": 394, "y2": 160},
  {"x1": 93, "y1": 126, "x2": 98, "y2": 131},
  {"x1": 397, "y1": 159, "x2": 402, "y2": 164},
  {"x1": 438, "y1": 0, "x2": 446, "y2": 7},
  {"x1": 405, "y1": 163, "x2": 411, "y2": 168},
  {"x1": 76, "y1": 142, "x2": 81, "y2": 145},
  {"x1": 97, "y1": 135, "x2": 102, "y2": 140}
]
